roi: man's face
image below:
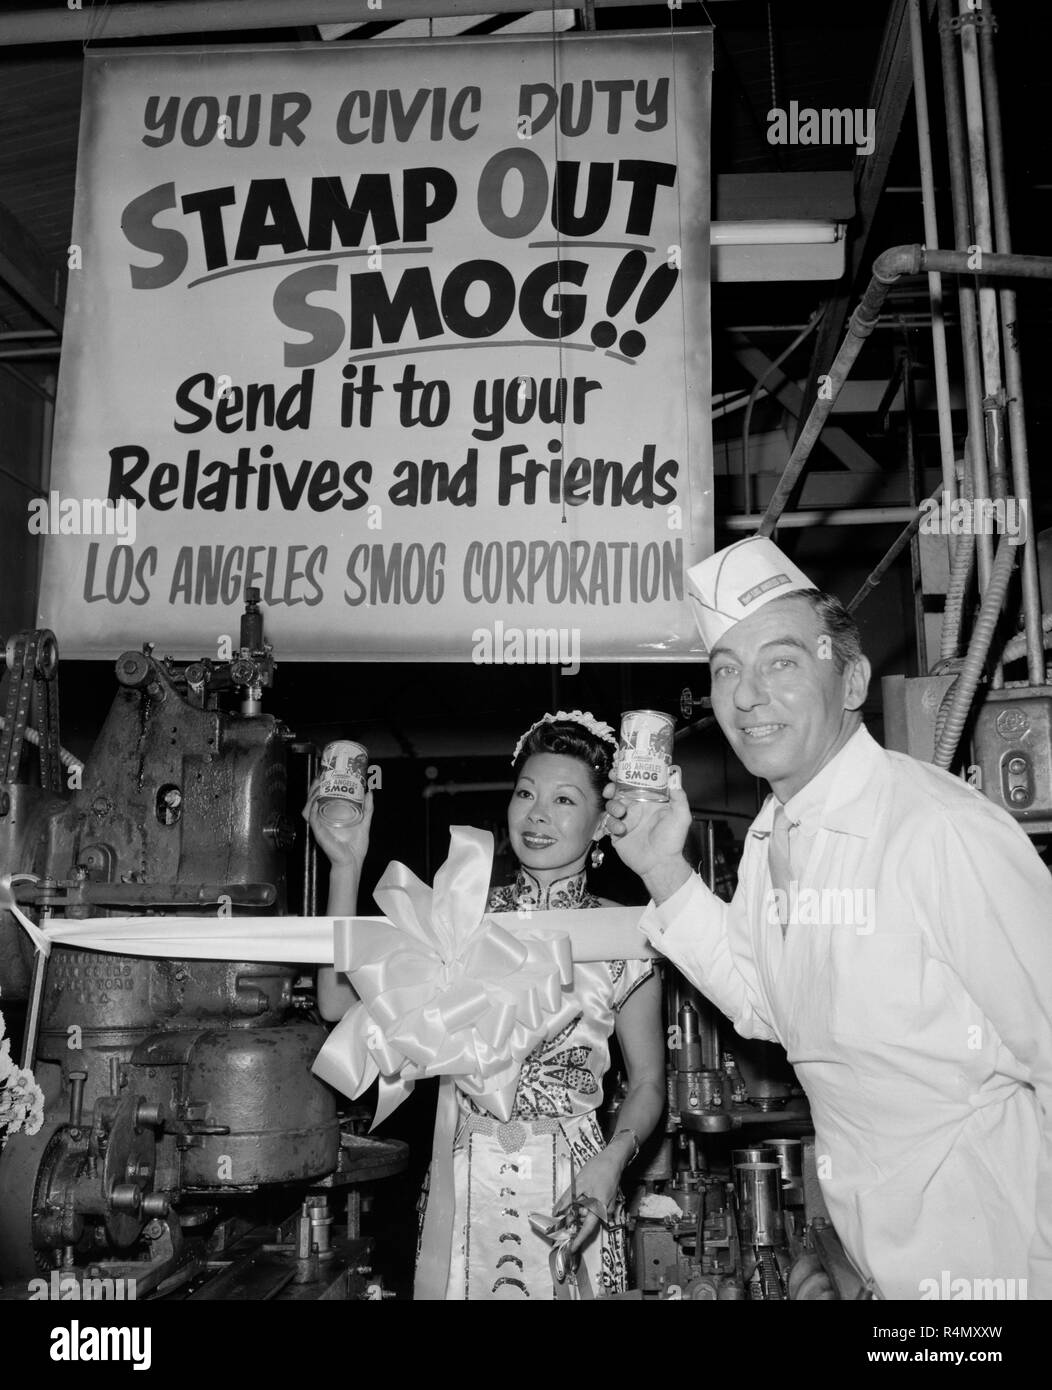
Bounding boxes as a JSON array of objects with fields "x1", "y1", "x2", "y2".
[{"x1": 707, "y1": 594, "x2": 869, "y2": 801}]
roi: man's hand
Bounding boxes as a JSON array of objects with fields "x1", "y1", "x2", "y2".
[{"x1": 603, "y1": 769, "x2": 692, "y2": 903}]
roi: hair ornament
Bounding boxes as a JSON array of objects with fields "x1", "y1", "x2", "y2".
[{"x1": 511, "y1": 709, "x2": 618, "y2": 766}]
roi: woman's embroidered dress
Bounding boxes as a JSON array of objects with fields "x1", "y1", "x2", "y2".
[{"x1": 420, "y1": 866, "x2": 653, "y2": 1300}]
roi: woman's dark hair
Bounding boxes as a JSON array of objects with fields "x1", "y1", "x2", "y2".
[{"x1": 511, "y1": 719, "x2": 614, "y2": 803}]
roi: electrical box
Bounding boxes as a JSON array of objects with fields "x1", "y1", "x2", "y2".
[{"x1": 971, "y1": 687, "x2": 1052, "y2": 826}]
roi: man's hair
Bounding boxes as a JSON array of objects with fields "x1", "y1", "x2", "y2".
[{"x1": 795, "y1": 589, "x2": 864, "y2": 673}]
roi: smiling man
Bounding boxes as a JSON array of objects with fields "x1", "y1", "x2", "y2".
[{"x1": 605, "y1": 535, "x2": 1052, "y2": 1301}]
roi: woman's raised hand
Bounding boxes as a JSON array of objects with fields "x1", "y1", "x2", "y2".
[{"x1": 302, "y1": 776, "x2": 374, "y2": 873}]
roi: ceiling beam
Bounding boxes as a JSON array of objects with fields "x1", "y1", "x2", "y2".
[
  {"x1": 0, "y1": 0, "x2": 705, "y2": 46},
  {"x1": 0, "y1": 199, "x2": 63, "y2": 333},
  {"x1": 794, "y1": 0, "x2": 934, "y2": 440},
  {"x1": 730, "y1": 334, "x2": 882, "y2": 474},
  {"x1": 718, "y1": 464, "x2": 942, "y2": 512},
  {"x1": 723, "y1": 508, "x2": 917, "y2": 531}
]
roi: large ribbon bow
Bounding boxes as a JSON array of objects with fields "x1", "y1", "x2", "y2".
[
  {"x1": 312, "y1": 826, "x2": 585, "y2": 1300},
  {"x1": 312, "y1": 825, "x2": 578, "y2": 1127}
]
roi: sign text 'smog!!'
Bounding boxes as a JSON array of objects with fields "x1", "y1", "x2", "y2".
[{"x1": 40, "y1": 35, "x2": 713, "y2": 661}]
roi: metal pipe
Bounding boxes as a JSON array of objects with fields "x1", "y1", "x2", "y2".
[
  {"x1": 292, "y1": 742, "x2": 319, "y2": 916},
  {"x1": 0, "y1": 0, "x2": 671, "y2": 45},
  {"x1": 937, "y1": 0, "x2": 994, "y2": 591},
  {"x1": 701, "y1": 821, "x2": 721, "y2": 1070},
  {"x1": 756, "y1": 246, "x2": 1052, "y2": 539},
  {"x1": 909, "y1": 0, "x2": 958, "y2": 511},
  {"x1": 713, "y1": 392, "x2": 752, "y2": 422},
  {"x1": 903, "y1": 353, "x2": 929, "y2": 672},
  {"x1": 979, "y1": 8, "x2": 1045, "y2": 686},
  {"x1": 846, "y1": 485, "x2": 943, "y2": 614},
  {"x1": 725, "y1": 319, "x2": 967, "y2": 334},
  {"x1": 726, "y1": 507, "x2": 920, "y2": 532},
  {"x1": 957, "y1": 0, "x2": 1015, "y2": 690},
  {"x1": 740, "y1": 312, "x2": 823, "y2": 516},
  {"x1": 956, "y1": 0, "x2": 1009, "y2": 518}
]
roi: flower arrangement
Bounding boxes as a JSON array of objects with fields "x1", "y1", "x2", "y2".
[{"x1": 0, "y1": 1010, "x2": 44, "y2": 1142}]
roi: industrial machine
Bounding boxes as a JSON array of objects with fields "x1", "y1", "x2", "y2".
[{"x1": 0, "y1": 597, "x2": 404, "y2": 1300}]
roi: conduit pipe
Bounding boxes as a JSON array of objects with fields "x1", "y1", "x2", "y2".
[
  {"x1": 1000, "y1": 616, "x2": 1052, "y2": 669},
  {"x1": 978, "y1": 9, "x2": 1045, "y2": 686},
  {"x1": 939, "y1": 461, "x2": 975, "y2": 663},
  {"x1": 756, "y1": 245, "x2": 1052, "y2": 540},
  {"x1": 933, "y1": 536, "x2": 1016, "y2": 769}
]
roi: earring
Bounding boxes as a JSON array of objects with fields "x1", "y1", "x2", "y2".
[{"x1": 589, "y1": 840, "x2": 604, "y2": 869}]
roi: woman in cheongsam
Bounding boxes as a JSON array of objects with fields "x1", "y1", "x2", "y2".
[{"x1": 308, "y1": 710, "x2": 665, "y2": 1300}]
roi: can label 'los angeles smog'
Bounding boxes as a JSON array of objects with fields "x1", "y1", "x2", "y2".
[
  {"x1": 614, "y1": 709, "x2": 674, "y2": 801},
  {"x1": 318, "y1": 741, "x2": 369, "y2": 826}
]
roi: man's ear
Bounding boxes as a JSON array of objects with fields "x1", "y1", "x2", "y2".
[{"x1": 844, "y1": 654, "x2": 871, "y2": 712}]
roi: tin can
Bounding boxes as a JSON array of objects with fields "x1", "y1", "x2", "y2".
[
  {"x1": 731, "y1": 1146, "x2": 777, "y2": 1168},
  {"x1": 317, "y1": 741, "x2": 369, "y2": 826},
  {"x1": 764, "y1": 1137, "x2": 805, "y2": 1205},
  {"x1": 733, "y1": 1162, "x2": 783, "y2": 1247},
  {"x1": 614, "y1": 709, "x2": 674, "y2": 801}
]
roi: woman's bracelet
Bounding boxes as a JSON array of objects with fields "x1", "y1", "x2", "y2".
[{"x1": 607, "y1": 1127, "x2": 640, "y2": 1165}]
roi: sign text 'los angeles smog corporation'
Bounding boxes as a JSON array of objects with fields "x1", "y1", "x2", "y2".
[{"x1": 40, "y1": 31, "x2": 713, "y2": 660}]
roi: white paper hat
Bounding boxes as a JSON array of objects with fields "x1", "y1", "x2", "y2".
[{"x1": 687, "y1": 536, "x2": 817, "y2": 653}]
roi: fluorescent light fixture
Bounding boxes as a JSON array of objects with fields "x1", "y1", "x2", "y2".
[{"x1": 711, "y1": 220, "x2": 842, "y2": 246}]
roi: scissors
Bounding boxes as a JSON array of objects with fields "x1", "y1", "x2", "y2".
[{"x1": 553, "y1": 1161, "x2": 580, "y2": 1284}]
